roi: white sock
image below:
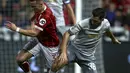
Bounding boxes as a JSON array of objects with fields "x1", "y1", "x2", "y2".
[{"x1": 26, "y1": 71, "x2": 32, "y2": 73}]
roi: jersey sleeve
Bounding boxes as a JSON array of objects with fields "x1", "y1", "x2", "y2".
[
  {"x1": 68, "y1": 19, "x2": 89, "y2": 35},
  {"x1": 104, "y1": 19, "x2": 111, "y2": 31},
  {"x1": 68, "y1": 21, "x2": 82, "y2": 35},
  {"x1": 34, "y1": 15, "x2": 51, "y2": 31},
  {"x1": 63, "y1": 0, "x2": 70, "y2": 4}
]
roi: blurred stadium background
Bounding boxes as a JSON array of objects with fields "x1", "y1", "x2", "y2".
[{"x1": 0, "y1": 0, "x2": 130, "y2": 73}]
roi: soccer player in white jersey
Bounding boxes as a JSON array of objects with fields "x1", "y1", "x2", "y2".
[
  {"x1": 45, "y1": 0, "x2": 76, "y2": 35},
  {"x1": 51, "y1": 8, "x2": 121, "y2": 73}
]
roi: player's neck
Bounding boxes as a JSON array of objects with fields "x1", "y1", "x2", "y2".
[
  {"x1": 39, "y1": 4, "x2": 46, "y2": 13},
  {"x1": 89, "y1": 19, "x2": 101, "y2": 29}
]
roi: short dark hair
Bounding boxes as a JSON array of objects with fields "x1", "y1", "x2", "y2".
[{"x1": 92, "y1": 8, "x2": 106, "y2": 19}]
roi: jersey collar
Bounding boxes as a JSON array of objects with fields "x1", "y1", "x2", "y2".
[{"x1": 41, "y1": 5, "x2": 47, "y2": 13}]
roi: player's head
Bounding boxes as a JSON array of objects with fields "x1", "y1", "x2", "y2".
[
  {"x1": 29, "y1": 0, "x2": 37, "y2": 9},
  {"x1": 29, "y1": 0, "x2": 44, "y2": 10},
  {"x1": 91, "y1": 8, "x2": 106, "y2": 25},
  {"x1": 35, "y1": 0, "x2": 44, "y2": 11},
  {"x1": 29, "y1": 0, "x2": 44, "y2": 11}
]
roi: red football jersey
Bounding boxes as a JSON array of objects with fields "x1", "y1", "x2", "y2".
[{"x1": 31, "y1": 4, "x2": 59, "y2": 47}]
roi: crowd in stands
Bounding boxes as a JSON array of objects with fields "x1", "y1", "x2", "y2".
[
  {"x1": 0, "y1": 0, "x2": 34, "y2": 28},
  {"x1": 102, "y1": 0, "x2": 130, "y2": 31}
]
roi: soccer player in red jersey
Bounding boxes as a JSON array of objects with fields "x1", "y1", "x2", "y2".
[{"x1": 5, "y1": 0, "x2": 59, "y2": 73}]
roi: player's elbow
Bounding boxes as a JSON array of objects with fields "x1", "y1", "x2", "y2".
[
  {"x1": 64, "y1": 31, "x2": 71, "y2": 38},
  {"x1": 64, "y1": 32, "x2": 70, "y2": 36},
  {"x1": 29, "y1": 31, "x2": 38, "y2": 37},
  {"x1": 31, "y1": 32, "x2": 38, "y2": 37}
]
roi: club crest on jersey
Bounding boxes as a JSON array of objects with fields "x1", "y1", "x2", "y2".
[{"x1": 39, "y1": 18, "x2": 46, "y2": 26}]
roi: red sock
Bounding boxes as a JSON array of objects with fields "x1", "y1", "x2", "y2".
[{"x1": 22, "y1": 61, "x2": 30, "y2": 72}]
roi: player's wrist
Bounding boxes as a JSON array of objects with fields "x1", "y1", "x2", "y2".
[{"x1": 16, "y1": 27, "x2": 20, "y2": 32}]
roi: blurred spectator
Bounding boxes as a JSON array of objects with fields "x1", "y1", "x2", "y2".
[
  {"x1": 103, "y1": 0, "x2": 130, "y2": 41},
  {"x1": 106, "y1": 2, "x2": 116, "y2": 26},
  {"x1": 124, "y1": 5, "x2": 130, "y2": 31},
  {"x1": 111, "y1": 0, "x2": 123, "y2": 9},
  {"x1": 0, "y1": 0, "x2": 6, "y2": 14},
  {"x1": 113, "y1": 8, "x2": 125, "y2": 27},
  {"x1": 12, "y1": 0, "x2": 31, "y2": 28},
  {"x1": 0, "y1": 0, "x2": 30, "y2": 28},
  {"x1": 15, "y1": 11, "x2": 30, "y2": 28},
  {"x1": 102, "y1": 0, "x2": 111, "y2": 9},
  {"x1": 0, "y1": 13, "x2": 6, "y2": 27},
  {"x1": 1, "y1": 0, "x2": 17, "y2": 17},
  {"x1": 111, "y1": 0, "x2": 130, "y2": 14}
]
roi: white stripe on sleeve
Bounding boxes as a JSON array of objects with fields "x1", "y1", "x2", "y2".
[{"x1": 34, "y1": 25, "x2": 43, "y2": 31}]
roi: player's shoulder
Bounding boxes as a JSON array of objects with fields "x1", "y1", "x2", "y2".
[
  {"x1": 102, "y1": 18, "x2": 109, "y2": 23},
  {"x1": 79, "y1": 18, "x2": 90, "y2": 24},
  {"x1": 77, "y1": 18, "x2": 90, "y2": 28},
  {"x1": 43, "y1": 3, "x2": 52, "y2": 14},
  {"x1": 41, "y1": 5, "x2": 53, "y2": 17},
  {"x1": 102, "y1": 18, "x2": 110, "y2": 27}
]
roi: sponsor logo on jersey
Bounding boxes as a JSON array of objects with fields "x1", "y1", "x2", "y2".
[{"x1": 39, "y1": 18, "x2": 46, "y2": 26}]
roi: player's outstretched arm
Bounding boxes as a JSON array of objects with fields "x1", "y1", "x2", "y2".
[
  {"x1": 5, "y1": 21, "x2": 40, "y2": 37},
  {"x1": 51, "y1": 32, "x2": 70, "y2": 72},
  {"x1": 105, "y1": 30, "x2": 121, "y2": 44},
  {"x1": 59, "y1": 31, "x2": 70, "y2": 54},
  {"x1": 65, "y1": 3, "x2": 76, "y2": 25}
]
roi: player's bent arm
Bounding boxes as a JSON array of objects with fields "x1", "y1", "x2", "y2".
[
  {"x1": 5, "y1": 21, "x2": 40, "y2": 37},
  {"x1": 105, "y1": 30, "x2": 121, "y2": 44},
  {"x1": 51, "y1": 32, "x2": 70, "y2": 72},
  {"x1": 65, "y1": 3, "x2": 76, "y2": 25},
  {"x1": 105, "y1": 30, "x2": 116, "y2": 41},
  {"x1": 18, "y1": 23, "x2": 41, "y2": 37},
  {"x1": 18, "y1": 27, "x2": 40, "y2": 37}
]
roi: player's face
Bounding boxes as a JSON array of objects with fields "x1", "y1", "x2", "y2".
[
  {"x1": 35, "y1": 1, "x2": 43, "y2": 11},
  {"x1": 35, "y1": 4, "x2": 42, "y2": 10},
  {"x1": 91, "y1": 17, "x2": 104, "y2": 25},
  {"x1": 29, "y1": 1, "x2": 37, "y2": 9}
]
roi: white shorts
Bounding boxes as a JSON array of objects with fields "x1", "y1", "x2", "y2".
[
  {"x1": 23, "y1": 38, "x2": 59, "y2": 68},
  {"x1": 57, "y1": 26, "x2": 75, "y2": 40},
  {"x1": 57, "y1": 26, "x2": 69, "y2": 35},
  {"x1": 23, "y1": 38, "x2": 39, "y2": 51}
]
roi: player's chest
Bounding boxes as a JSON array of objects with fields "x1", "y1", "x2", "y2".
[
  {"x1": 34, "y1": 14, "x2": 42, "y2": 23},
  {"x1": 82, "y1": 28, "x2": 102, "y2": 39},
  {"x1": 34, "y1": 14, "x2": 46, "y2": 26}
]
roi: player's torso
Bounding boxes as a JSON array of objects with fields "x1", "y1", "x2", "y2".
[
  {"x1": 73, "y1": 18, "x2": 107, "y2": 49},
  {"x1": 34, "y1": 6, "x2": 54, "y2": 28},
  {"x1": 33, "y1": 6, "x2": 59, "y2": 47}
]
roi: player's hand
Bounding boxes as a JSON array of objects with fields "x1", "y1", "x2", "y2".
[
  {"x1": 112, "y1": 38, "x2": 121, "y2": 44},
  {"x1": 5, "y1": 21, "x2": 17, "y2": 31},
  {"x1": 58, "y1": 52, "x2": 68, "y2": 65},
  {"x1": 51, "y1": 52, "x2": 68, "y2": 72}
]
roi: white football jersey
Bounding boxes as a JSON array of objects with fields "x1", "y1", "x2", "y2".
[
  {"x1": 45, "y1": 0, "x2": 70, "y2": 26},
  {"x1": 68, "y1": 18, "x2": 110, "y2": 56}
]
